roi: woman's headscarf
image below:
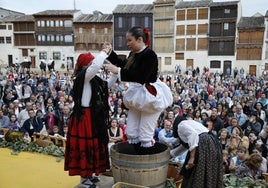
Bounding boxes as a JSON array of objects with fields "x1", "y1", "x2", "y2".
[{"x1": 75, "y1": 52, "x2": 95, "y2": 71}]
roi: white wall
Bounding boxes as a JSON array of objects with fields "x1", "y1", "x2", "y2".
[
  {"x1": 0, "y1": 23, "x2": 20, "y2": 67},
  {"x1": 34, "y1": 46, "x2": 74, "y2": 70}
]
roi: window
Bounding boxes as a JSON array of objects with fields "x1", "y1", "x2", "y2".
[
  {"x1": 176, "y1": 39, "x2": 185, "y2": 51},
  {"x1": 64, "y1": 35, "x2": 73, "y2": 42},
  {"x1": 131, "y1": 17, "x2": 135, "y2": 27},
  {"x1": 41, "y1": 21, "x2": 45, "y2": 27},
  {"x1": 37, "y1": 21, "x2": 41, "y2": 27},
  {"x1": 55, "y1": 20, "x2": 59, "y2": 27},
  {"x1": 224, "y1": 23, "x2": 229, "y2": 30},
  {"x1": 175, "y1": 53, "x2": 184, "y2": 60},
  {"x1": 64, "y1": 20, "x2": 72, "y2": 27},
  {"x1": 53, "y1": 52, "x2": 61, "y2": 60},
  {"x1": 210, "y1": 60, "x2": 221, "y2": 68},
  {"x1": 91, "y1": 28, "x2": 95, "y2": 34},
  {"x1": 165, "y1": 57, "x2": 172, "y2": 65},
  {"x1": 224, "y1": 9, "x2": 230, "y2": 14},
  {"x1": 41, "y1": 35, "x2": 46, "y2": 42},
  {"x1": 104, "y1": 28, "x2": 108, "y2": 34},
  {"x1": 0, "y1": 37, "x2": 4, "y2": 43},
  {"x1": 22, "y1": 49, "x2": 28, "y2": 57},
  {"x1": 50, "y1": 20, "x2": 54, "y2": 27},
  {"x1": 176, "y1": 25, "x2": 185, "y2": 35},
  {"x1": 46, "y1": 20, "x2": 54, "y2": 27},
  {"x1": 118, "y1": 17, "x2": 122, "y2": 28},
  {"x1": 56, "y1": 35, "x2": 64, "y2": 42},
  {"x1": 8, "y1": 25, "x2": 12, "y2": 30},
  {"x1": 198, "y1": 24, "x2": 208, "y2": 34},
  {"x1": 177, "y1": 10, "x2": 185, "y2": 21},
  {"x1": 198, "y1": 8, "x2": 208, "y2": 19},
  {"x1": 187, "y1": 25, "x2": 196, "y2": 35},
  {"x1": 0, "y1": 25, "x2": 6, "y2": 30},
  {"x1": 39, "y1": 52, "x2": 47, "y2": 60},
  {"x1": 79, "y1": 27, "x2": 83, "y2": 33},
  {"x1": 187, "y1": 9, "x2": 197, "y2": 20},
  {"x1": 198, "y1": 38, "x2": 207, "y2": 50},
  {"x1": 186, "y1": 38, "x2": 196, "y2": 51},
  {"x1": 55, "y1": 20, "x2": 63, "y2": 27},
  {"x1": 6, "y1": 37, "x2": 11, "y2": 44},
  {"x1": 144, "y1": 17, "x2": 149, "y2": 28},
  {"x1": 166, "y1": 6, "x2": 171, "y2": 11},
  {"x1": 47, "y1": 35, "x2": 51, "y2": 42},
  {"x1": 50, "y1": 35, "x2": 55, "y2": 41}
]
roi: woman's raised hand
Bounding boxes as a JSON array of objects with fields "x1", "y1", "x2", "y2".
[{"x1": 102, "y1": 42, "x2": 112, "y2": 55}]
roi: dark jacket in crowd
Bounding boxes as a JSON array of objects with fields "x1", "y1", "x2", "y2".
[{"x1": 21, "y1": 116, "x2": 43, "y2": 137}]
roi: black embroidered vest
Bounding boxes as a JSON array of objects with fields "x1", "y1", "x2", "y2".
[{"x1": 71, "y1": 69, "x2": 109, "y2": 144}]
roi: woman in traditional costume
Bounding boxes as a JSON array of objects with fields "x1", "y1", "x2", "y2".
[
  {"x1": 64, "y1": 45, "x2": 117, "y2": 188},
  {"x1": 171, "y1": 116, "x2": 223, "y2": 188},
  {"x1": 104, "y1": 26, "x2": 173, "y2": 154}
]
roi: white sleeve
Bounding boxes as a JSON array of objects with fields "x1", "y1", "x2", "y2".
[
  {"x1": 84, "y1": 51, "x2": 107, "y2": 82},
  {"x1": 178, "y1": 122, "x2": 199, "y2": 151},
  {"x1": 107, "y1": 74, "x2": 118, "y2": 89}
]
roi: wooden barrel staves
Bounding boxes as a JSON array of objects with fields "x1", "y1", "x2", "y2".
[{"x1": 111, "y1": 142, "x2": 170, "y2": 188}]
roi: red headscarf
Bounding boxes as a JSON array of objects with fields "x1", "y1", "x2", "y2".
[{"x1": 76, "y1": 52, "x2": 95, "y2": 69}]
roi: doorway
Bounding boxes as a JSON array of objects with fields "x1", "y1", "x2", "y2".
[
  {"x1": 186, "y1": 59, "x2": 193, "y2": 70},
  {"x1": 30, "y1": 56, "x2": 36, "y2": 68},
  {"x1": 223, "y1": 61, "x2": 232, "y2": 76},
  {"x1": 8, "y1": 55, "x2": 13, "y2": 67},
  {"x1": 249, "y1": 65, "x2": 256, "y2": 76}
]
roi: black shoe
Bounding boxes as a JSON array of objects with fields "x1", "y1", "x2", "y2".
[
  {"x1": 81, "y1": 178, "x2": 96, "y2": 188},
  {"x1": 90, "y1": 176, "x2": 100, "y2": 183}
]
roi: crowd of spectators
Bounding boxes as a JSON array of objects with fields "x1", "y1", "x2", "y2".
[
  {"x1": 157, "y1": 66, "x2": 268, "y2": 180},
  {"x1": 0, "y1": 65, "x2": 73, "y2": 141},
  {"x1": 1, "y1": 64, "x2": 268, "y2": 180}
]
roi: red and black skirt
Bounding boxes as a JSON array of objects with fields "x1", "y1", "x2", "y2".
[{"x1": 64, "y1": 108, "x2": 110, "y2": 177}]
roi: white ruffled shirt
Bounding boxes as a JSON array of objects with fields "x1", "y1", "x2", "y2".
[{"x1": 170, "y1": 120, "x2": 209, "y2": 157}]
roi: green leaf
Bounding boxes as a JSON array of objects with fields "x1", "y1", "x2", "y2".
[{"x1": 0, "y1": 139, "x2": 65, "y2": 161}]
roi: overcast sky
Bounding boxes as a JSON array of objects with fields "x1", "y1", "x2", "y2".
[{"x1": 0, "y1": 0, "x2": 267, "y2": 17}]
